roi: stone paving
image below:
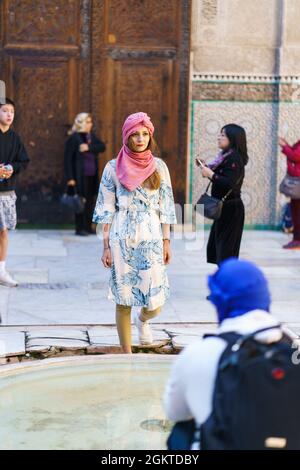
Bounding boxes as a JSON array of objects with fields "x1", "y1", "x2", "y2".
[{"x1": 0, "y1": 229, "x2": 299, "y2": 363}]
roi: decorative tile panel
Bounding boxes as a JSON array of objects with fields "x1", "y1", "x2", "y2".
[
  {"x1": 201, "y1": 0, "x2": 218, "y2": 24},
  {"x1": 190, "y1": 100, "x2": 300, "y2": 226}
]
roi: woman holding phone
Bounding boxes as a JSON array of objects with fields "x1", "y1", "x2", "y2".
[{"x1": 196, "y1": 124, "x2": 248, "y2": 265}]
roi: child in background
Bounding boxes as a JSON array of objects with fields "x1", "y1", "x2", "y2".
[{"x1": 0, "y1": 98, "x2": 29, "y2": 287}]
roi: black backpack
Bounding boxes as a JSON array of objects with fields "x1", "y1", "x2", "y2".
[{"x1": 167, "y1": 326, "x2": 300, "y2": 450}]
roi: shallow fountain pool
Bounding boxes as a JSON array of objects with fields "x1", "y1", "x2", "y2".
[{"x1": 0, "y1": 355, "x2": 174, "y2": 450}]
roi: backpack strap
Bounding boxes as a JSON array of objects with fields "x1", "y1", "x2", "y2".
[
  {"x1": 203, "y1": 332, "x2": 241, "y2": 343},
  {"x1": 204, "y1": 325, "x2": 282, "y2": 351},
  {"x1": 230, "y1": 325, "x2": 282, "y2": 351}
]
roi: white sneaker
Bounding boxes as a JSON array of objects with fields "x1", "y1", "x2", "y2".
[
  {"x1": 134, "y1": 312, "x2": 153, "y2": 345},
  {"x1": 0, "y1": 270, "x2": 18, "y2": 287}
]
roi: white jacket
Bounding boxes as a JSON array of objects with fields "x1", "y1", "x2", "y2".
[{"x1": 163, "y1": 310, "x2": 283, "y2": 426}]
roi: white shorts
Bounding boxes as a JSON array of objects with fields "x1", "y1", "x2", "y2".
[{"x1": 0, "y1": 191, "x2": 17, "y2": 231}]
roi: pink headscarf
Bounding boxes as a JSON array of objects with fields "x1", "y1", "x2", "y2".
[{"x1": 116, "y1": 112, "x2": 156, "y2": 192}]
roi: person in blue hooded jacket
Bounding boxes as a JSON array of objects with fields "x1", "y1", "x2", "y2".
[{"x1": 163, "y1": 258, "x2": 287, "y2": 431}]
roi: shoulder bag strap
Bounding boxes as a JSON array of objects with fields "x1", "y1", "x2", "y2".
[
  {"x1": 204, "y1": 175, "x2": 242, "y2": 199},
  {"x1": 204, "y1": 157, "x2": 243, "y2": 198},
  {"x1": 204, "y1": 180, "x2": 212, "y2": 194},
  {"x1": 221, "y1": 175, "x2": 243, "y2": 202}
]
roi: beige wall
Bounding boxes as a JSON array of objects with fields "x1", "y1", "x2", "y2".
[
  {"x1": 192, "y1": 0, "x2": 300, "y2": 76},
  {"x1": 282, "y1": 0, "x2": 300, "y2": 74},
  {"x1": 190, "y1": 0, "x2": 300, "y2": 226}
]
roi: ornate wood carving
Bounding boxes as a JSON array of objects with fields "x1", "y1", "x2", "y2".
[
  {"x1": 0, "y1": 4, "x2": 4, "y2": 74},
  {"x1": 4, "y1": 0, "x2": 79, "y2": 45},
  {"x1": 12, "y1": 59, "x2": 69, "y2": 188},
  {"x1": 106, "y1": 0, "x2": 178, "y2": 46},
  {"x1": 92, "y1": 0, "x2": 191, "y2": 206},
  {"x1": 109, "y1": 49, "x2": 177, "y2": 60},
  {"x1": 201, "y1": 0, "x2": 218, "y2": 24},
  {"x1": 0, "y1": 0, "x2": 190, "y2": 221},
  {"x1": 112, "y1": 60, "x2": 170, "y2": 157},
  {"x1": 0, "y1": 0, "x2": 92, "y2": 224}
]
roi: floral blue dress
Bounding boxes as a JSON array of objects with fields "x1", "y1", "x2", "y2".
[{"x1": 93, "y1": 158, "x2": 177, "y2": 310}]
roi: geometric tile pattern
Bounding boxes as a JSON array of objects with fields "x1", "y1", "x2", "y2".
[{"x1": 190, "y1": 101, "x2": 300, "y2": 225}]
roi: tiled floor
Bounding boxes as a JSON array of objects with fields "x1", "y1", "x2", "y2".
[{"x1": 0, "y1": 228, "x2": 299, "y2": 358}]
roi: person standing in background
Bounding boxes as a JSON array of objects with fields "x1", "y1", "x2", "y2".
[
  {"x1": 0, "y1": 98, "x2": 29, "y2": 287},
  {"x1": 197, "y1": 124, "x2": 248, "y2": 265},
  {"x1": 278, "y1": 136, "x2": 300, "y2": 249},
  {"x1": 64, "y1": 113, "x2": 106, "y2": 236}
]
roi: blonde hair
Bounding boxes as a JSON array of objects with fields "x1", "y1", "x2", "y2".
[
  {"x1": 143, "y1": 170, "x2": 161, "y2": 190},
  {"x1": 69, "y1": 113, "x2": 92, "y2": 134}
]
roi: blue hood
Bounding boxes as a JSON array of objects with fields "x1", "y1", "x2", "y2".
[{"x1": 208, "y1": 258, "x2": 271, "y2": 324}]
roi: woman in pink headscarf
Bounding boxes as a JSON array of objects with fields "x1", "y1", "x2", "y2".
[{"x1": 93, "y1": 112, "x2": 177, "y2": 353}]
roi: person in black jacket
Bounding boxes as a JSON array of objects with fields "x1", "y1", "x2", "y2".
[
  {"x1": 197, "y1": 123, "x2": 248, "y2": 265},
  {"x1": 64, "y1": 113, "x2": 106, "y2": 235},
  {"x1": 0, "y1": 98, "x2": 29, "y2": 287}
]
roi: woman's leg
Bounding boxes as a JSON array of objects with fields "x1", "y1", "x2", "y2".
[
  {"x1": 0, "y1": 229, "x2": 8, "y2": 262},
  {"x1": 291, "y1": 199, "x2": 300, "y2": 241},
  {"x1": 75, "y1": 213, "x2": 86, "y2": 234},
  {"x1": 207, "y1": 222, "x2": 217, "y2": 264},
  {"x1": 116, "y1": 304, "x2": 132, "y2": 354},
  {"x1": 134, "y1": 306, "x2": 161, "y2": 345},
  {"x1": 139, "y1": 306, "x2": 161, "y2": 322},
  {"x1": 83, "y1": 176, "x2": 96, "y2": 233},
  {"x1": 215, "y1": 200, "x2": 244, "y2": 265}
]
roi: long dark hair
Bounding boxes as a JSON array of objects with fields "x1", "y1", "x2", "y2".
[{"x1": 222, "y1": 123, "x2": 249, "y2": 165}]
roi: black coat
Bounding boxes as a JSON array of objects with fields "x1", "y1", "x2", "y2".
[
  {"x1": 211, "y1": 150, "x2": 244, "y2": 200},
  {"x1": 0, "y1": 128, "x2": 29, "y2": 192},
  {"x1": 64, "y1": 132, "x2": 106, "y2": 196},
  {"x1": 207, "y1": 151, "x2": 245, "y2": 265}
]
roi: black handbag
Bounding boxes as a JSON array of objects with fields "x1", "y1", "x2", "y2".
[
  {"x1": 60, "y1": 186, "x2": 86, "y2": 214},
  {"x1": 279, "y1": 173, "x2": 300, "y2": 199},
  {"x1": 195, "y1": 176, "x2": 242, "y2": 220},
  {"x1": 196, "y1": 191, "x2": 223, "y2": 220}
]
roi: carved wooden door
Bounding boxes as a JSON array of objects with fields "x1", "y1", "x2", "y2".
[
  {"x1": 91, "y1": 0, "x2": 191, "y2": 206},
  {"x1": 0, "y1": 0, "x2": 190, "y2": 223},
  {"x1": 0, "y1": 0, "x2": 91, "y2": 223}
]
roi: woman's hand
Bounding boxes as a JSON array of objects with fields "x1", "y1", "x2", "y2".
[
  {"x1": 67, "y1": 179, "x2": 76, "y2": 186},
  {"x1": 201, "y1": 166, "x2": 214, "y2": 179},
  {"x1": 195, "y1": 158, "x2": 205, "y2": 167},
  {"x1": 278, "y1": 137, "x2": 288, "y2": 147},
  {"x1": 101, "y1": 247, "x2": 112, "y2": 268},
  {"x1": 0, "y1": 166, "x2": 6, "y2": 179},
  {"x1": 4, "y1": 168, "x2": 13, "y2": 179},
  {"x1": 0, "y1": 165, "x2": 13, "y2": 179},
  {"x1": 79, "y1": 143, "x2": 89, "y2": 152},
  {"x1": 163, "y1": 240, "x2": 171, "y2": 265}
]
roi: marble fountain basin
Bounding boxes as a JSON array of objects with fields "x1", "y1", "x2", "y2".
[{"x1": 0, "y1": 354, "x2": 174, "y2": 450}]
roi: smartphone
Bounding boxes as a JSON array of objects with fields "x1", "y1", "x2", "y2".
[{"x1": 196, "y1": 158, "x2": 205, "y2": 168}]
